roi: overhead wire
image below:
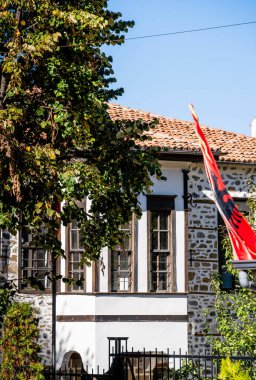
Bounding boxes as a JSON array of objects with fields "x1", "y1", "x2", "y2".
[{"x1": 125, "y1": 21, "x2": 256, "y2": 41}]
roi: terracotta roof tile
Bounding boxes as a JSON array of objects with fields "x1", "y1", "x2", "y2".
[{"x1": 108, "y1": 103, "x2": 256, "y2": 164}]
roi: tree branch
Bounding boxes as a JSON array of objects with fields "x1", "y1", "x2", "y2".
[{"x1": 0, "y1": 71, "x2": 6, "y2": 109}]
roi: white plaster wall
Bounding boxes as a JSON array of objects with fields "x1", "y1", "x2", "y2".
[
  {"x1": 95, "y1": 295, "x2": 187, "y2": 316},
  {"x1": 86, "y1": 265, "x2": 93, "y2": 292},
  {"x1": 56, "y1": 322, "x2": 96, "y2": 370},
  {"x1": 56, "y1": 320, "x2": 188, "y2": 372},
  {"x1": 57, "y1": 294, "x2": 96, "y2": 315},
  {"x1": 151, "y1": 164, "x2": 184, "y2": 211},
  {"x1": 57, "y1": 294, "x2": 187, "y2": 316},
  {"x1": 137, "y1": 194, "x2": 148, "y2": 292},
  {"x1": 175, "y1": 211, "x2": 186, "y2": 292}
]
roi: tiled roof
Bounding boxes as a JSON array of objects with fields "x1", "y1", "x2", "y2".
[{"x1": 108, "y1": 103, "x2": 256, "y2": 164}]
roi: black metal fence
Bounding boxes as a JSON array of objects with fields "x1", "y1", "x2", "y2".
[
  {"x1": 110, "y1": 349, "x2": 256, "y2": 379},
  {"x1": 44, "y1": 366, "x2": 114, "y2": 379},
  {"x1": 44, "y1": 350, "x2": 256, "y2": 380}
]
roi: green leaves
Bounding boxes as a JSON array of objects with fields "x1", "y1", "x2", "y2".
[
  {"x1": 1, "y1": 302, "x2": 44, "y2": 380},
  {"x1": 219, "y1": 358, "x2": 250, "y2": 380}
]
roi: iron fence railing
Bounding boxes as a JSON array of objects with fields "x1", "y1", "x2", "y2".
[
  {"x1": 44, "y1": 366, "x2": 113, "y2": 379},
  {"x1": 109, "y1": 349, "x2": 256, "y2": 380},
  {"x1": 44, "y1": 350, "x2": 256, "y2": 380}
]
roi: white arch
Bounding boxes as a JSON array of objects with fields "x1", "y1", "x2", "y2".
[{"x1": 59, "y1": 350, "x2": 85, "y2": 371}]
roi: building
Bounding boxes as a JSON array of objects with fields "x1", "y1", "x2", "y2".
[{"x1": 1, "y1": 104, "x2": 256, "y2": 371}]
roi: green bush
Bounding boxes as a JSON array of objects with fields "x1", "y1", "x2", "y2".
[
  {"x1": 0, "y1": 302, "x2": 44, "y2": 380},
  {"x1": 218, "y1": 358, "x2": 250, "y2": 380}
]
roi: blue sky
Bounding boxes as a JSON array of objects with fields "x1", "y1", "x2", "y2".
[{"x1": 105, "y1": 1, "x2": 256, "y2": 135}]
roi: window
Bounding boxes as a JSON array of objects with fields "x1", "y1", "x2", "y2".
[
  {"x1": 67, "y1": 220, "x2": 85, "y2": 292},
  {"x1": 218, "y1": 199, "x2": 249, "y2": 290},
  {"x1": 20, "y1": 227, "x2": 51, "y2": 290},
  {"x1": 147, "y1": 195, "x2": 176, "y2": 292},
  {"x1": 151, "y1": 211, "x2": 170, "y2": 291},
  {"x1": 110, "y1": 220, "x2": 135, "y2": 292}
]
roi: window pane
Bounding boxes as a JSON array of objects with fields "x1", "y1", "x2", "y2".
[
  {"x1": 152, "y1": 232, "x2": 158, "y2": 250},
  {"x1": 159, "y1": 253, "x2": 167, "y2": 271},
  {"x1": 160, "y1": 232, "x2": 168, "y2": 250},
  {"x1": 152, "y1": 212, "x2": 158, "y2": 230},
  {"x1": 120, "y1": 273, "x2": 129, "y2": 291},
  {"x1": 21, "y1": 248, "x2": 29, "y2": 268},
  {"x1": 111, "y1": 251, "x2": 118, "y2": 270},
  {"x1": 160, "y1": 212, "x2": 168, "y2": 230},
  {"x1": 120, "y1": 254, "x2": 129, "y2": 270},
  {"x1": 78, "y1": 231, "x2": 83, "y2": 250},
  {"x1": 73, "y1": 252, "x2": 80, "y2": 262},
  {"x1": 22, "y1": 230, "x2": 29, "y2": 244},
  {"x1": 159, "y1": 273, "x2": 167, "y2": 291},
  {"x1": 72, "y1": 272, "x2": 80, "y2": 290},
  {"x1": 123, "y1": 235, "x2": 131, "y2": 251},
  {"x1": 111, "y1": 270, "x2": 119, "y2": 291},
  {"x1": 37, "y1": 249, "x2": 47, "y2": 261},
  {"x1": 73, "y1": 262, "x2": 81, "y2": 271},
  {"x1": 152, "y1": 272, "x2": 157, "y2": 291},
  {"x1": 152, "y1": 256, "x2": 157, "y2": 272},
  {"x1": 71, "y1": 230, "x2": 77, "y2": 249}
]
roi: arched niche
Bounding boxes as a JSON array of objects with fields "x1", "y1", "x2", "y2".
[{"x1": 60, "y1": 350, "x2": 85, "y2": 372}]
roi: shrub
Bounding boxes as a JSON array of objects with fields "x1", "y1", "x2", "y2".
[
  {"x1": 0, "y1": 302, "x2": 44, "y2": 380},
  {"x1": 218, "y1": 357, "x2": 250, "y2": 380}
]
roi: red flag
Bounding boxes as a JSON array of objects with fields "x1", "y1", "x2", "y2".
[{"x1": 189, "y1": 104, "x2": 256, "y2": 261}]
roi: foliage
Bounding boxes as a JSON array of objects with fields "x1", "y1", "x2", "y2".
[
  {"x1": 208, "y1": 184, "x2": 256, "y2": 356},
  {"x1": 0, "y1": 0, "x2": 163, "y2": 286},
  {"x1": 218, "y1": 358, "x2": 250, "y2": 380},
  {"x1": 210, "y1": 274, "x2": 256, "y2": 356},
  {"x1": 0, "y1": 302, "x2": 44, "y2": 380},
  {"x1": 152, "y1": 360, "x2": 204, "y2": 379},
  {"x1": 0, "y1": 279, "x2": 16, "y2": 329}
]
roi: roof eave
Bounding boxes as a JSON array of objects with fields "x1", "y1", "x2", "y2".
[{"x1": 157, "y1": 149, "x2": 222, "y2": 162}]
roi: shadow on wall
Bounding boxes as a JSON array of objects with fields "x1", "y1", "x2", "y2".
[{"x1": 57, "y1": 324, "x2": 95, "y2": 371}]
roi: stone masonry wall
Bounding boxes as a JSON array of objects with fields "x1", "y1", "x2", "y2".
[
  {"x1": 0, "y1": 230, "x2": 18, "y2": 282},
  {"x1": 187, "y1": 163, "x2": 256, "y2": 354},
  {"x1": 16, "y1": 293, "x2": 52, "y2": 365}
]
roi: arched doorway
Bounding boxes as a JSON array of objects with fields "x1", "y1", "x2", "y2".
[{"x1": 60, "y1": 351, "x2": 85, "y2": 376}]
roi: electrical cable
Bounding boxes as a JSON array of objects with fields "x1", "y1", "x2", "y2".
[{"x1": 125, "y1": 20, "x2": 256, "y2": 41}]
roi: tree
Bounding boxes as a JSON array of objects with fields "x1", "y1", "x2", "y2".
[
  {"x1": 1, "y1": 302, "x2": 44, "y2": 379},
  {"x1": 0, "y1": 0, "x2": 162, "y2": 285}
]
